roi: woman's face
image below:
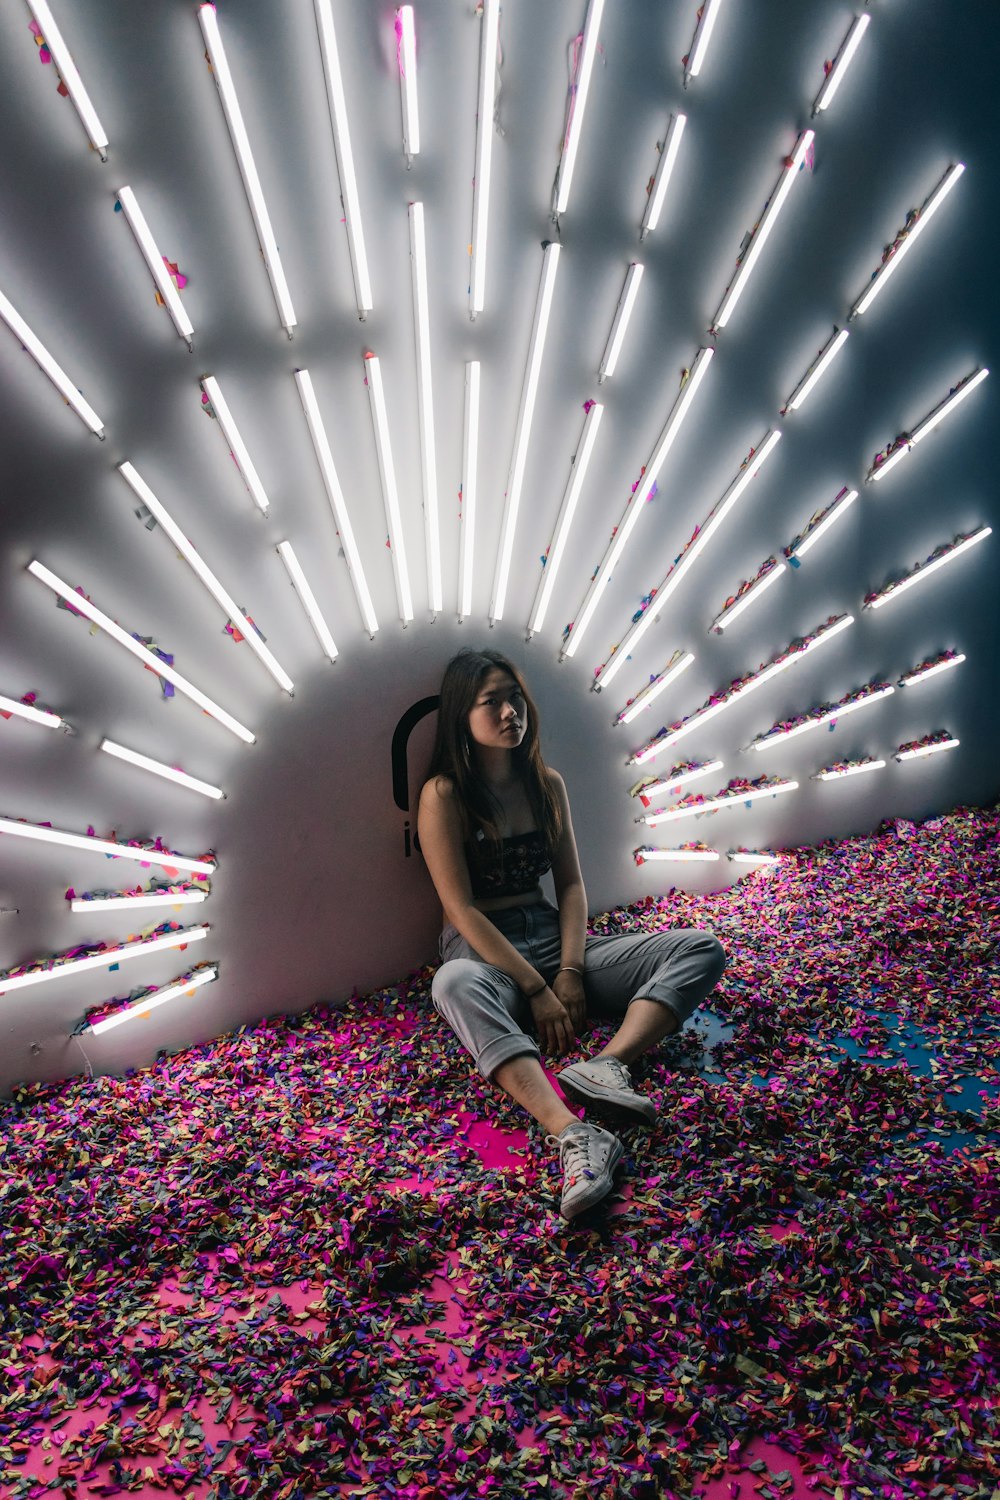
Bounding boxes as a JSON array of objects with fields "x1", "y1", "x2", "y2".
[{"x1": 467, "y1": 667, "x2": 527, "y2": 751}]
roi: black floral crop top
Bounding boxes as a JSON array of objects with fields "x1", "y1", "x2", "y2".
[{"x1": 466, "y1": 830, "x2": 553, "y2": 899}]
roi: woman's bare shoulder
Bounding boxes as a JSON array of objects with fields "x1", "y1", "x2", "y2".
[{"x1": 419, "y1": 774, "x2": 459, "y2": 816}]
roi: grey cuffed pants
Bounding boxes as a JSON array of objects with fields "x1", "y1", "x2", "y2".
[{"x1": 431, "y1": 900, "x2": 726, "y2": 1079}]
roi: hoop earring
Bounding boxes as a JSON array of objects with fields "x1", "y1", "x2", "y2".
[{"x1": 462, "y1": 732, "x2": 471, "y2": 759}]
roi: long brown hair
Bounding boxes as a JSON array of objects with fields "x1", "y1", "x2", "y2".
[{"x1": 426, "y1": 649, "x2": 562, "y2": 848}]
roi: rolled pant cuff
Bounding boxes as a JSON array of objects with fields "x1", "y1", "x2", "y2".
[
  {"x1": 479, "y1": 1034, "x2": 541, "y2": 1081},
  {"x1": 628, "y1": 984, "x2": 691, "y2": 1027}
]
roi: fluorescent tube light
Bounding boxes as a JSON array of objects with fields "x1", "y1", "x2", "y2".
[
  {"x1": 458, "y1": 361, "x2": 481, "y2": 622},
  {"x1": 599, "y1": 264, "x2": 644, "y2": 381},
  {"x1": 787, "y1": 486, "x2": 857, "y2": 562},
  {"x1": 711, "y1": 562, "x2": 785, "y2": 633},
  {"x1": 563, "y1": 346, "x2": 715, "y2": 662},
  {"x1": 899, "y1": 653, "x2": 965, "y2": 687},
  {"x1": 631, "y1": 613, "x2": 854, "y2": 764},
  {"x1": 115, "y1": 186, "x2": 194, "y2": 347},
  {"x1": 365, "y1": 355, "x2": 413, "y2": 624},
  {"x1": 469, "y1": 0, "x2": 501, "y2": 316},
  {"x1": 643, "y1": 779, "x2": 798, "y2": 826},
  {"x1": 0, "y1": 286, "x2": 104, "y2": 437},
  {"x1": 850, "y1": 164, "x2": 965, "y2": 319},
  {"x1": 685, "y1": 0, "x2": 724, "y2": 81},
  {"x1": 87, "y1": 963, "x2": 219, "y2": 1036},
  {"x1": 783, "y1": 327, "x2": 849, "y2": 414},
  {"x1": 276, "y1": 541, "x2": 338, "y2": 662},
  {"x1": 314, "y1": 0, "x2": 372, "y2": 317},
  {"x1": 711, "y1": 130, "x2": 815, "y2": 332},
  {"x1": 554, "y1": 0, "x2": 606, "y2": 215},
  {"x1": 0, "y1": 693, "x2": 65, "y2": 730},
  {"x1": 528, "y1": 400, "x2": 605, "y2": 638},
  {"x1": 868, "y1": 368, "x2": 989, "y2": 483},
  {"x1": 117, "y1": 462, "x2": 293, "y2": 694},
  {"x1": 408, "y1": 203, "x2": 442, "y2": 614},
  {"x1": 27, "y1": 558, "x2": 256, "y2": 744},
  {"x1": 815, "y1": 759, "x2": 886, "y2": 781},
  {"x1": 490, "y1": 241, "x2": 562, "y2": 624},
  {"x1": 25, "y1": 0, "x2": 109, "y2": 157},
  {"x1": 197, "y1": 3, "x2": 297, "y2": 334},
  {"x1": 100, "y1": 738, "x2": 225, "y2": 800},
  {"x1": 397, "y1": 6, "x2": 420, "y2": 162},
  {"x1": 730, "y1": 850, "x2": 781, "y2": 866},
  {"x1": 751, "y1": 683, "x2": 895, "y2": 751},
  {"x1": 616, "y1": 652, "x2": 695, "y2": 726},
  {"x1": 0, "y1": 926, "x2": 210, "y2": 998},
  {"x1": 635, "y1": 759, "x2": 723, "y2": 801},
  {"x1": 71, "y1": 890, "x2": 208, "y2": 913},
  {"x1": 591, "y1": 426, "x2": 780, "y2": 690},
  {"x1": 200, "y1": 376, "x2": 270, "y2": 514},
  {"x1": 867, "y1": 527, "x2": 991, "y2": 610},
  {"x1": 0, "y1": 816, "x2": 215, "y2": 875},
  {"x1": 640, "y1": 114, "x2": 687, "y2": 238},
  {"x1": 637, "y1": 846, "x2": 720, "y2": 863},
  {"x1": 295, "y1": 369, "x2": 378, "y2": 637},
  {"x1": 812, "y1": 13, "x2": 871, "y2": 115},
  {"x1": 895, "y1": 737, "x2": 960, "y2": 762}
]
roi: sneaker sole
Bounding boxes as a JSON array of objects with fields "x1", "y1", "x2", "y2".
[
  {"x1": 557, "y1": 1070, "x2": 657, "y2": 1128},
  {"x1": 560, "y1": 1137, "x2": 626, "y2": 1219}
]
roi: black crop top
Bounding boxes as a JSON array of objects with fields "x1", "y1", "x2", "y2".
[{"x1": 466, "y1": 830, "x2": 553, "y2": 899}]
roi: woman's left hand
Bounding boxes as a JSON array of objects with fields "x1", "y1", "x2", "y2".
[{"x1": 552, "y1": 970, "x2": 587, "y2": 1035}]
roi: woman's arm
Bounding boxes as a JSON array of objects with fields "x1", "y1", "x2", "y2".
[{"x1": 547, "y1": 770, "x2": 589, "y2": 1031}]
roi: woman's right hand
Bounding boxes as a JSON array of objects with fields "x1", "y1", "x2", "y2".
[{"x1": 528, "y1": 986, "x2": 575, "y2": 1056}]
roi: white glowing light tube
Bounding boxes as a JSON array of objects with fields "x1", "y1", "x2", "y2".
[
  {"x1": 867, "y1": 527, "x2": 992, "y2": 610},
  {"x1": 528, "y1": 400, "x2": 605, "y2": 638},
  {"x1": 87, "y1": 963, "x2": 219, "y2": 1035},
  {"x1": 0, "y1": 816, "x2": 214, "y2": 874},
  {"x1": 459, "y1": 361, "x2": 481, "y2": 622},
  {"x1": 711, "y1": 563, "x2": 786, "y2": 633},
  {"x1": 315, "y1": 0, "x2": 372, "y2": 318},
  {"x1": 632, "y1": 614, "x2": 854, "y2": 764},
  {"x1": 117, "y1": 462, "x2": 293, "y2": 694},
  {"x1": 28, "y1": 559, "x2": 256, "y2": 744},
  {"x1": 812, "y1": 13, "x2": 871, "y2": 116},
  {"x1": 637, "y1": 759, "x2": 723, "y2": 800},
  {"x1": 637, "y1": 846, "x2": 720, "y2": 863},
  {"x1": 730, "y1": 850, "x2": 781, "y2": 866},
  {"x1": 397, "y1": 6, "x2": 419, "y2": 161},
  {"x1": 868, "y1": 369, "x2": 989, "y2": 483},
  {"x1": 0, "y1": 926, "x2": 210, "y2": 998},
  {"x1": 685, "y1": 0, "x2": 725, "y2": 81},
  {"x1": 277, "y1": 541, "x2": 338, "y2": 662},
  {"x1": 115, "y1": 186, "x2": 194, "y2": 346},
  {"x1": 71, "y1": 890, "x2": 208, "y2": 913},
  {"x1": 616, "y1": 652, "x2": 695, "y2": 726},
  {"x1": 899, "y1": 653, "x2": 966, "y2": 688},
  {"x1": 787, "y1": 487, "x2": 857, "y2": 561},
  {"x1": 816, "y1": 759, "x2": 886, "y2": 781},
  {"x1": 0, "y1": 693, "x2": 65, "y2": 730},
  {"x1": 562, "y1": 346, "x2": 715, "y2": 662},
  {"x1": 0, "y1": 287, "x2": 104, "y2": 437},
  {"x1": 469, "y1": 0, "x2": 501, "y2": 316},
  {"x1": 409, "y1": 203, "x2": 442, "y2": 614},
  {"x1": 100, "y1": 739, "x2": 225, "y2": 800},
  {"x1": 599, "y1": 264, "x2": 644, "y2": 382},
  {"x1": 295, "y1": 370, "x2": 378, "y2": 637},
  {"x1": 643, "y1": 779, "x2": 798, "y2": 826},
  {"x1": 365, "y1": 356, "x2": 413, "y2": 624},
  {"x1": 711, "y1": 130, "x2": 815, "y2": 332},
  {"x1": 751, "y1": 684, "x2": 895, "y2": 751},
  {"x1": 554, "y1": 0, "x2": 605, "y2": 215},
  {"x1": 850, "y1": 164, "x2": 965, "y2": 319},
  {"x1": 592, "y1": 426, "x2": 780, "y2": 691},
  {"x1": 783, "y1": 327, "x2": 849, "y2": 414},
  {"x1": 490, "y1": 241, "x2": 562, "y2": 624},
  {"x1": 198, "y1": 3, "x2": 297, "y2": 334},
  {"x1": 640, "y1": 114, "x2": 687, "y2": 239},
  {"x1": 200, "y1": 376, "x2": 270, "y2": 514},
  {"x1": 895, "y1": 737, "x2": 960, "y2": 762},
  {"x1": 25, "y1": 0, "x2": 109, "y2": 157}
]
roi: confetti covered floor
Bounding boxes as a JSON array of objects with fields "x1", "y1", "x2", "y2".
[{"x1": 2, "y1": 806, "x2": 999, "y2": 1499}]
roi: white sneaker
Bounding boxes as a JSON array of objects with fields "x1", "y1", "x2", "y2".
[
  {"x1": 557, "y1": 1056, "x2": 657, "y2": 1127},
  {"x1": 547, "y1": 1120, "x2": 624, "y2": 1219}
]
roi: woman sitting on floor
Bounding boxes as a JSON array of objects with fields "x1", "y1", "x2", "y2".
[{"x1": 418, "y1": 648, "x2": 726, "y2": 1220}]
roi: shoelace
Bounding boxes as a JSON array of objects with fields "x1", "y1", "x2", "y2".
[
  {"x1": 601, "y1": 1058, "x2": 632, "y2": 1088},
  {"x1": 548, "y1": 1128, "x2": 596, "y2": 1184}
]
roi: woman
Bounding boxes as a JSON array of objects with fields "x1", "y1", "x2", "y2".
[{"x1": 418, "y1": 649, "x2": 725, "y2": 1219}]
